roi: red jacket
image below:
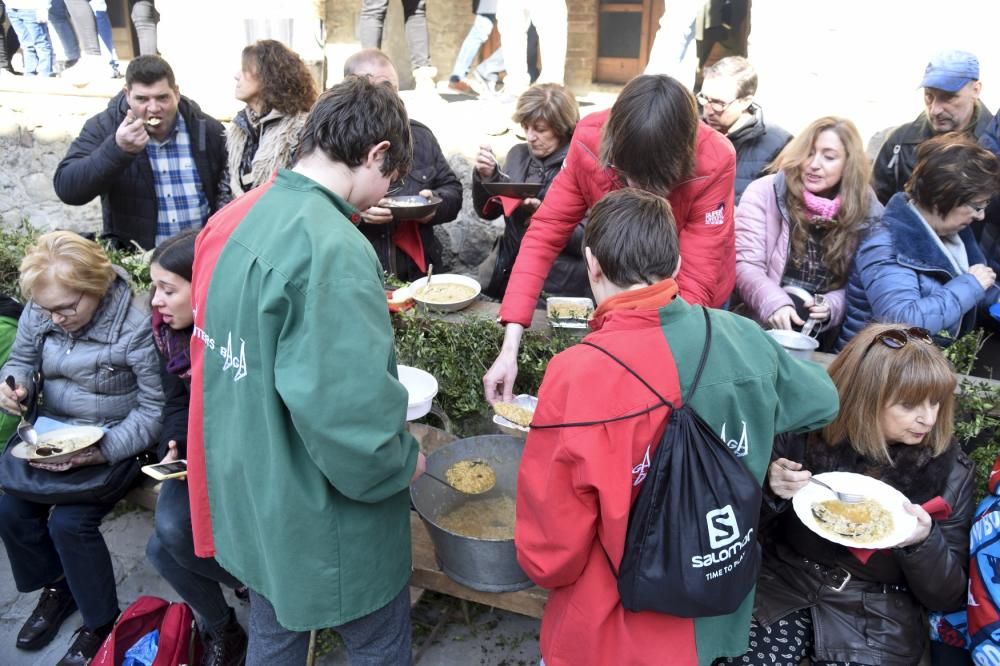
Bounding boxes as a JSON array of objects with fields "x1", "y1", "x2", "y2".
[{"x1": 498, "y1": 109, "x2": 737, "y2": 326}]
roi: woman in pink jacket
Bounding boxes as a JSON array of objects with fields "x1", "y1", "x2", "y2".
[{"x1": 734, "y1": 116, "x2": 882, "y2": 346}]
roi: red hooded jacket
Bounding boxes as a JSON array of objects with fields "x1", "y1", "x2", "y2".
[{"x1": 498, "y1": 109, "x2": 737, "y2": 326}]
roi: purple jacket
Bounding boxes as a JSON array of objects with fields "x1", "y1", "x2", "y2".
[{"x1": 734, "y1": 172, "x2": 882, "y2": 328}]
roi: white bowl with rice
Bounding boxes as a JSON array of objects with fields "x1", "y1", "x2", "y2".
[{"x1": 407, "y1": 274, "x2": 481, "y2": 312}]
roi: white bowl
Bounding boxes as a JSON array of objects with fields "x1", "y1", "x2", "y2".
[
  {"x1": 397, "y1": 365, "x2": 438, "y2": 421},
  {"x1": 408, "y1": 274, "x2": 481, "y2": 312},
  {"x1": 766, "y1": 329, "x2": 819, "y2": 360}
]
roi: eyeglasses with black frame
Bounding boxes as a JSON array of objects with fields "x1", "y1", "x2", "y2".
[
  {"x1": 31, "y1": 291, "x2": 84, "y2": 319},
  {"x1": 695, "y1": 93, "x2": 739, "y2": 113},
  {"x1": 868, "y1": 326, "x2": 934, "y2": 350},
  {"x1": 966, "y1": 200, "x2": 991, "y2": 215}
]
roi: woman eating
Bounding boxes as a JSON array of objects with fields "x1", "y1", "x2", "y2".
[
  {"x1": 472, "y1": 83, "x2": 583, "y2": 300},
  {"x1": 718, "y1": 323, "x2": 973, "y2": 666},
  {"x1": 735, "y1": 116, "x2": 881, "y2": 346},
  {"x1": 0, "y1": 231, "x2": 162, "y2": 665},
  {"x1": 838, "y1": 133, "x2": 1000, "y2": 348}
]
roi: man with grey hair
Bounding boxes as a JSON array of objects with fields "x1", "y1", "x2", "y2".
[
  {"x1": 872, "y1": 49, "x2": 993, "y2": 205},
  {"x1": 698, "y1": 55, "x2": 791, "y2": 202}
]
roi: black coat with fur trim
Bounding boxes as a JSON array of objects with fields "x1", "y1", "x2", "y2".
[{"x1": 752, "y1": 432, "x2": 974, "y2": 665}]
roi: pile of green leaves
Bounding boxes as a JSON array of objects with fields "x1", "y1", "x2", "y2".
[
  {"x1": 0, "y1": 224, "x2": 151, "y2": 298},
  {"x1": 392, "y1": 309, "x2": 576, "y2": 428}
]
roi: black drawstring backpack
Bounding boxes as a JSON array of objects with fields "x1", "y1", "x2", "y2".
[{"x1": 536, "y1": 307, "x2": 762, "y2": 617}]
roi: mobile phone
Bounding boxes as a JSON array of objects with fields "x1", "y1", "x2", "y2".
[{"x1": 142, "y1": 460, "x2": 188, "y2": 481}]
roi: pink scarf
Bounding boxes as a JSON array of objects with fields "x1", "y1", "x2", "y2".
[{"x1": 802, "y1": 189, "x2": 842, "y2": 224}]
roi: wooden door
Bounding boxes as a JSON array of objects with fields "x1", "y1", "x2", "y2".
[{"x1": 594, "y1": 0, "x2": 663, "y2": 84}]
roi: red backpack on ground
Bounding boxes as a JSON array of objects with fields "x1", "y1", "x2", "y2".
[{"x1": 92, "y1": 596, "x2": 203, "y2": 666}]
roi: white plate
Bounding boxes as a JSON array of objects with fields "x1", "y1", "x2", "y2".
[
  {"x1": 397, "y1": 365, "x2": 438, "y2": 421},
  {"x1": 492, "y1": 394, "x2": 538, "y2": 434},
  {"x1": 10, "y1": 425, "x2": 104, "y2": 463},
  {"x1": 791, "y1": 471, "x2": 918, "y2": 550}
]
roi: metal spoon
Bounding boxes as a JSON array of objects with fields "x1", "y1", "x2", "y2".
[
  {"x1": 491, "y1": 154, "x2": 510, "y2": 180},
  {"x1": 5, "y1": 375, "x2": 37, "y2": 447},
  {"x1": 425, "y1": 263, "x2": 434, "y2": 286},
  {"x1": 421, "y1": 469, "x2": 495, "y2": 495},
  {"x1": 778, "y1": 461, "x2": 865, "y2": 503}
]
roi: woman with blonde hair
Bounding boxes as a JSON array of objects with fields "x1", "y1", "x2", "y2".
[
  {"x1": 0, "y1": 231, "x2": 162, "y2": 665},
  {"x1": 228, "y1": 39, "x2": 318, "y2": 195},
  {"x1": 473, "y1": 83, "x2": 582, "y2": 299},
  {"x1": 719, "y1": 323, "x2": 973, "y2": 666},
  {"x1": 734, "y1": 116, "x2": 882, "y2": 347}
]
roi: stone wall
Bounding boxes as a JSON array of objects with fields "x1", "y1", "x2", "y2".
[{"x1": 0, "y1": 95, "x2": 103, "y2": 236}]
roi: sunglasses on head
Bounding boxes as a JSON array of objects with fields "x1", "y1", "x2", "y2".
[{"x1": 870, "y1": 327, "x2": 934, "y2": 350}]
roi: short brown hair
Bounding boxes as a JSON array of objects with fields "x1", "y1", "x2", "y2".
[
  {"x1": 584, "y1": 188, "x2": 679, "y2": 287},
  {"x1": 599, "y1": 75, "x2": 698, "y2": 195},
  {"x1": 19, "y1": 231, "x2": 116, "y2": 300},
  {"x1": 298, "y1": 76, "x2": 412, "y2": 179},
  {"x1": 242, "y1": 40, "x2": 318, "y2": 115},
  {"x1": 906, "y1": 133, "x2": 1000, "y2": 215},
  {"x1": 823, "y1": 323, "x2": 956, "y2": 464},
  {"x1": 512, "y1": 83, "x2": 579, "y2": 144},
  {"x1": 703, "y1": 56, "x2": 758, "y2": 99}
]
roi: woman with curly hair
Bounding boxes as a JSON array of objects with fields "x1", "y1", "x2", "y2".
[
  {"x1": 734, "y1": 116, "x2": 882, "y2": 347},
  {"x1": 228, "y1": 39, "x2": 318, "y2": 196}
]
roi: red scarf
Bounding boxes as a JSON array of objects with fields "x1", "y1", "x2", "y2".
[{"x1": 393, "y1": 221, "x2": 427, "y2": 273}]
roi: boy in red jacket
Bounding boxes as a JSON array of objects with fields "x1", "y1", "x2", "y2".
[{"x1": 514, "y1": 189, "x2": 838, "y2": 666}]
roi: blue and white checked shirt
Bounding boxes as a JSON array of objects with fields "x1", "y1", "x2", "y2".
[{"x1": 147, "y1": 114, "x2": 209, "y2": 246}]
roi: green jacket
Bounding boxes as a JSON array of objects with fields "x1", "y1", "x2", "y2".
[
  {"x1": 0, "y1": 315, "x2": 19, "y2": 446},
  {"x1": 190, "y1": 170, "x2": 420, "y2": 630}
]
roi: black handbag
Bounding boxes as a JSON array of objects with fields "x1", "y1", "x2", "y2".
[
  {"x1": 0, "y1": 339, "x2": 153, "y2": 505},
  {"x1": 0, "y1": 439, "x2": 150, "y2": 505}
]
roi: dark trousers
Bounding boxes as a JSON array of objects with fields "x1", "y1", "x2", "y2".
[
  {"x1": 0, "y1": 494, "x2": 120, "y2": 630},
  {"x1": 359, "y1": 0, "x2": 431, "y2": 69},
  {"x1": 0, "y1": 1, "x2": 21, "y2": 71},
  {"x1": 146, "y1": 479, "x2": 241, "y2": 633}
]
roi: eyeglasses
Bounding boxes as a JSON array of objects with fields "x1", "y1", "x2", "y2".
[
  {"x1": 31, "y1": 291, "x2": 84, "y2": 319},
  {"x1": 696, "y1": 93, "x2": 739, "y2": 113},
  {"x1": 966, "y1": 200, "x2": 991, "y2": 214},
  {"x1": 869, "y1": 326, "x2": 934, "y2": 350}
]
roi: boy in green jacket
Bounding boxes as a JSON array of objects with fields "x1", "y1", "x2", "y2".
[{"x1": 188, "y1": 76, "x2": 425, "y2": 664}]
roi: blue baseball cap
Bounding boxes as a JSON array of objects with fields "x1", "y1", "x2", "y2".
[{"x1": 920, "y1": 50, "x2": 979, "y2": 92}]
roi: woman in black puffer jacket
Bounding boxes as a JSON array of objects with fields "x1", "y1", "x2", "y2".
[{"x1": 473, "y1": 83, "x2": 586, "y2": 301}]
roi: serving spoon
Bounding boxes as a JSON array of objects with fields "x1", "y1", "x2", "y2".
[{"x1": 5, "y1": 375, "x2": 37, "y2": 446}]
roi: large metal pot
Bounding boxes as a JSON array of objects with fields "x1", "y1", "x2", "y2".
[{"x1": 410, "y1": 434, "x2": 531, "y2": 592}]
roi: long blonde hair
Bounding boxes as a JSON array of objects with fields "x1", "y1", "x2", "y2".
[
  {"x1": 773, "y1": 116, "x2": 871, "y2": 289},
  {"x1": 823, "y1": 324, "x2": 955, "y2": 464}
]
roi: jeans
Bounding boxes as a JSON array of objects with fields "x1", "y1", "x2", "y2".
[
  {"x1": 246, "y1": 586, "x2": 412, "y2": 666},
  {"x1": 64, "y1": 0, "x2": 110, "y2": 60},
  {"x1": 48, "y1": 0, "x2": 80, "y2": 62},
  {"x1": 495, "y1": 0, "x2": 566, "y2": 92},
  {"x1": 6, "y1": 8, "x2": 53, "y2": 76},
  {"x1": 359, "y1": 0, "x2": 431, "y2": 70},
  {"x1": 450, "y1": 13, "x2": 494, "y2": 80},
  {"x1": 146, "y1": 479, "x2": 242, "y2": 633},
  {"x1": 0, "y1": 494, "x2": 120, "y2": 630},
  {"x1": 129, "y1": 0, "x2": 158, "y2": 56},
  {"x1": 0, "y1": 1, "x2": 20, "y2": 70}
]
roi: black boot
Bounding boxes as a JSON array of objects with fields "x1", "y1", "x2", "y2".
[
  {"x1": 203, "y1": 610, "x2": 247, "y2": 666},
  {"x1": 16, "y1": 586, "x2": 77, "y2": 651},
  {"x1": 56, "y1": 626, "x2": 107, "y2": 666}
]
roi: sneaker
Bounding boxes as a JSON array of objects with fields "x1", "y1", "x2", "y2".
[
  {"x1": 16, "y1": 586, "x2": 77, "y2": 651},
  {"x1": 412, "y1": 65, "x2": 438, "y2": 92},
  {"x1": 447, "y1": 78, "x2": 477, "y2": 96},
  {"x1": 55, "y1": 626, "x2": 105, "y2": 666},
  {"x1": 203, "y1": 611, "x2": 247, "y2": 666},
  {"x1": 110, "y1": 61, "x2": 123, "y2": 79}
]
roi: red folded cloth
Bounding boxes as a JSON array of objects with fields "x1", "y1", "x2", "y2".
[
  {"x1": 393, "y1": 220, "x2": 427, "y2": 273},
  {"x1": 489, "y1": 195, "x2": 524, "y2": 217},
  {"x1": 848, "y1": 496, "x2": 952, "y2": 564}
]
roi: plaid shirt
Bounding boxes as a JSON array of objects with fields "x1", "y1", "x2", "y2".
[{"x1": 147, "y1": 114, "x2": 209, "y2": 245}]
